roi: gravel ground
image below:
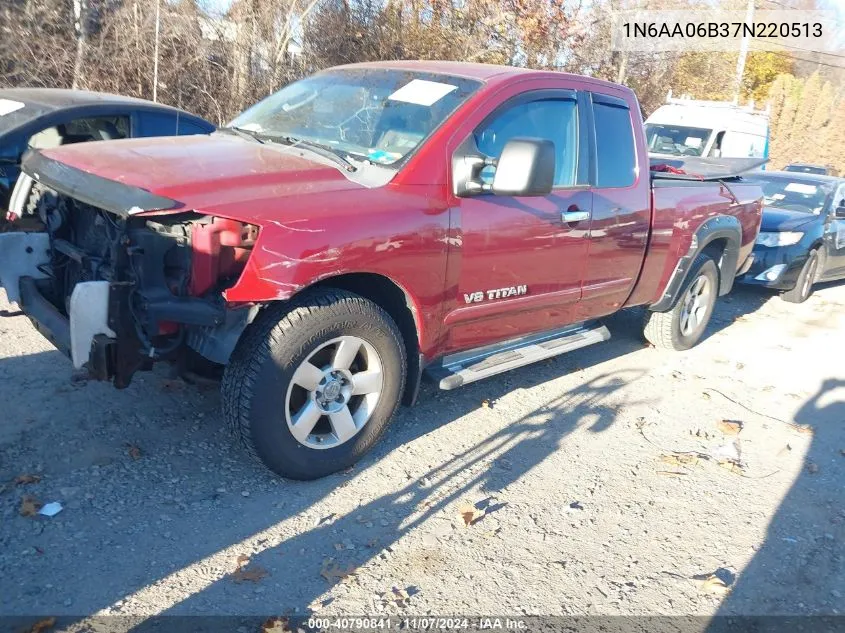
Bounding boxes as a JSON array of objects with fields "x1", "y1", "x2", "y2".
[{"x1": 0, "y1": 282, "x2": 843, "y2": 626}]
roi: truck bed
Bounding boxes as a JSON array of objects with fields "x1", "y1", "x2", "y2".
[{"x1": 626, "y1": 177, "x2": 763, "y2": 308}]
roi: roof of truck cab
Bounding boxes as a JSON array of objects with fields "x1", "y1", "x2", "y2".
[{"x1": 330, "y1": 60, "x2": 628, "y2": 90}]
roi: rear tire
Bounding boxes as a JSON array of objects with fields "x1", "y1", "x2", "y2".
[
  {"x1": 781, "y1": 248, "x2": 819, "y2": 304},
  {"x1": 643, "y1": 254, "x2": 719, "y2": 351},
  {"x1": 221, "y1": 289, "x2": 406, "y2": 480}
]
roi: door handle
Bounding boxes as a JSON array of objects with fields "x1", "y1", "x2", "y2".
[{"x1": 562, "y1": 209, "x2": 590, "y2": 223}]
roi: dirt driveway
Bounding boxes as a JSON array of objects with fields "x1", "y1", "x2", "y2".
[{"x1": 1, "y1": 282, "x2": 843, "y2": 625}]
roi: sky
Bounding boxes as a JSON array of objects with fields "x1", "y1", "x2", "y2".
[{"x1": 201, "y1": 0, "x2": 234, "y2": 17}]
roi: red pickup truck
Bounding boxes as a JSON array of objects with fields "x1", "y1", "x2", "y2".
[{"x1": 0, "y1": 61, "x2": 762, "y2": 479}]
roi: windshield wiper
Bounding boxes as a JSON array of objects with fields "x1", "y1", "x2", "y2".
[
  {"x1": 218, "y1": 126, "x2": 265, "y2": 144},
  {"x1": 271, "y1": 136, "x2": 357, "y2": 172}
]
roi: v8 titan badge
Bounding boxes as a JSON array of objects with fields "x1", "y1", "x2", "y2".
[{"x1": 463, "y1": 285, "x2": 528, "y2": 304}]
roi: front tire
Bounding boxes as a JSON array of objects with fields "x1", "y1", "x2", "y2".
[
  {"x1": 643, "y1": 253, "x2": 719, "y2": 351},
  {"x1": 781, "y1": 248, "x2": 819, "y2": 304},
  {"x1": 222, "y1": 289, "x2": 407, "y2": 480}
]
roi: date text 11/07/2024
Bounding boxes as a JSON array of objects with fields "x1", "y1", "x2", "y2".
[{"x1": 305, "y1": 617, "x2": 528, "y2": 630}]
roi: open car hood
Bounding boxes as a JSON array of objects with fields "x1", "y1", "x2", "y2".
[{"x1": 29, "y1": 134, "x2": 366, "y2": 221}]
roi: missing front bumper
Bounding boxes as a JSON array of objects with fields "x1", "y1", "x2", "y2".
[{"x1": 17, "y1": 276, "x2": 125, "y2": 382}]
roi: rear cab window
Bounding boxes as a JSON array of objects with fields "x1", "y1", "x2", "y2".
[{"x1": 591, "y1": 93, "x2": 637, "y2": 188}]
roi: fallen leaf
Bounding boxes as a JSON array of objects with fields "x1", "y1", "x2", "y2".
[
  {"x1": 735, "y1": 362, "x2": 745, "y2": 370},
  {"x1": 700, "y1": 574, "x2": 730, "y2": 595},
  {"x1": 796, "y1": 424, "x2": 814, "y2": 435},
  {"x1": 126, "y1": 443, "x2": 142, "y2": 460},
  {"x1": 718, "y1": 460, "x2": 745, "y2": 475},
  {"x1": 320, "y1": 558, "x2": 356, "y2": 583},
  {"x1": 459, "y1": 502, "x2": 484, "y2": 527},
  {"x1": 701, "y1": 391, "x2": 712, "y2": 400},
  {"x1": 231, "y1": 564, "x2": 269, "y2": 583},
  {"x1": 807, "y1": 462, "x2": 819, "y2": 474},
  {"x1": 659, "y1": 453, "x2": 699, "y2": 467},
  {"x1": 261, "y1": 617, "x2": 291, "y2": 633},
  {"x1": 27, "y1": 617, "x2": 56, "y2": 633},
  {"x1": 14, "y1": 474, "x2": 42, "y2": 486},
  {"x1": 19, "y1": 495, "x2": 42, "y2": 517},
  {"x1": 481, "y1": 400, "x2": 490, "y2": 409},
  {"x1": 235, "y1": 553, "x2": 250, "y2": 569},
  {"x1": 717, "y1": 420, "x2": 743, "y2": 435}
]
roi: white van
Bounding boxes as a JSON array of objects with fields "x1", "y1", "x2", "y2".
[{"x1": 645, "y1": 93, "x2": 769, "y2": 161}]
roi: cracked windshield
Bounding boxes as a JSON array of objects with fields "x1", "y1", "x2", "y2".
[{"x1": 227, "y1": 69, "x2": 481, "y2": 166}]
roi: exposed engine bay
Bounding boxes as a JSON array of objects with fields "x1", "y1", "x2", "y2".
[{"x1": 6, "y1": 185, "x2": 258, "y2": 387}]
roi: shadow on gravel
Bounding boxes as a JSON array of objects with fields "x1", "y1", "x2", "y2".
[
  {"x1": 704, "y1": 285, "x2": 772, "y2": 339},
  {"x1": 711, "y1": 378, "x2": 845, "y2": 618},
  {"x1": 2, "y1": 305, "x2": 656, "y2": 626},
  {"x1": 141, "y1": 365, "x2": 648, "y2": 622}
]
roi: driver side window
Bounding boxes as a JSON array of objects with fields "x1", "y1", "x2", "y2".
[{"x1": 474, "y1": 98, "x2": 578, "y2": 188}]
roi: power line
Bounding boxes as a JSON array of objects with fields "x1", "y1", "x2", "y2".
[
  {"x1": 637, "y1": 48, "x2": 845, "y2": 70},
  {"x1": 759, "y1": 39, "x2": 845, "y2": 61}
]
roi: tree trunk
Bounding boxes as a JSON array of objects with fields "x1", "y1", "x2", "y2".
[{"x1": 71, "y1": 0, "x2": 88, "y2": 89}]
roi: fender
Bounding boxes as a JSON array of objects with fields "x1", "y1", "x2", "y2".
[{"x1": 649, "y1": 215, "x2": 742, "y2": 312}]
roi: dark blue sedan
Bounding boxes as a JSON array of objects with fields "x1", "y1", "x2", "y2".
[
  {"x1": 0, "y1": 88, "x2": 215, "y2": 214},
  {"x1": 737, "y1": 171, "x2": 845, "y2": 303}
]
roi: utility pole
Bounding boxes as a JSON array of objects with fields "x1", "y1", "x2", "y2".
[
  {"x1": 71, "y1": 0, "x2": 87, "y2": 89},
  {"x1": 733, "y1": 0, "x2": 754, "y2": 103},
  {"x1": 152, "y1": 0, "x2": 161, "y2": 102}
]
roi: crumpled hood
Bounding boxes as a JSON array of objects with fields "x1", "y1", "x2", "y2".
[
  {"x1": 39, "y1": 133, "x2": 366, "y2": 222},
  {"x1": 760, "y1": 206, "x2": 821, "y2": 232}
]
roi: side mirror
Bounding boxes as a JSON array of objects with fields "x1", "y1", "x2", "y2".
[
  {"x1": 835, "y1": 204, "x2": 845, "y2": 220},
  {"x1": 491, "y1": 138, "x2": 555, "y2": 197}
]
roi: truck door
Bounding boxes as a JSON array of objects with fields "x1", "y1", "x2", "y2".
[
  {"x1": 577, "y1": 92, "x2": 651, "y2": 321},
  {"x1": 445, "y1": 89, "x2": 593, "y2": 352}
]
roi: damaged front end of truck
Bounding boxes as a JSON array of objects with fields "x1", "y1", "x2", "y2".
[{"x1": 0, "y1": 151, "x2": 260, "y2": 388}]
